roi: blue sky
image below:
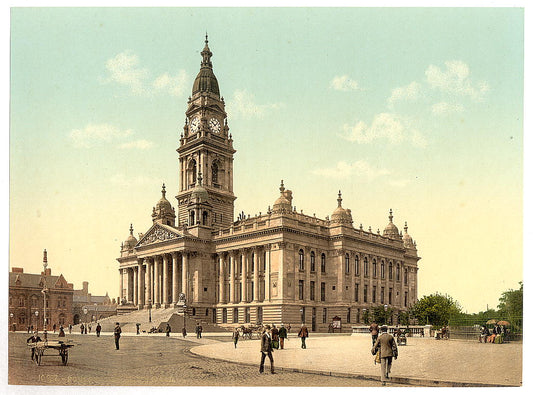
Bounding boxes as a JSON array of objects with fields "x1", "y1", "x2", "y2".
[{"x1": 8, "y1": 7, "x2": 524, "y2": 313}]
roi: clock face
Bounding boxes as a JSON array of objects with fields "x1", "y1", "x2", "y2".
[
  {"x1": 209, "y1": 118, "x2": 221, "y2": 134},
  {"x1": 189, "y1": 117, "x2": 200, "y2": 134}
]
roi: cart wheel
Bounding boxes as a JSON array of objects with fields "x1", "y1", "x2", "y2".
[{"x1": 61, "y1": 350, "x2": 68, "y2": 366}]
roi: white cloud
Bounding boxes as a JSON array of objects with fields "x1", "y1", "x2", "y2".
[
  {"x1": 389, "y1": 179, "x2": 411, "y2": 188},
  {"x1": 118, "y1": 139, "x2": 155, "y2": 150},
  {"x1": 69, "y1": 123, "x2": 133, "y2": 148},
  {"x1": 425, "y1": 60, "x2": 489, "y2": 101},
  {"x1": 431, "y1": 102, "x2": 465, "y2": 115},
  {"x1": 105, "y1": 51, "x2": 188, "y2": 97},
  {"x1": 387, "y1": 81, "x2": 421, "y2": 107},
  {"x1": 330, "y1": 75, "x2": 360, "y2": 91},
  {"x1": 227, "y1": 89, "x2": 283, "y2": 119},
  {"x1": 110, "y1": 174, "x2": 154, "y2": 187},
  {"x1": 312, "y1": 160, "x2": 390, "y2": 181},
  {"x1": 339, "y1": 113, "x2": 426, "y2": 147}
]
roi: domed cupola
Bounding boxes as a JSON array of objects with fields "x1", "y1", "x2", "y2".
[
  {"x1": 152, "y1": 183, "x2": 176, "y2": 226},
  {"x1": 403, "y1": 221, "x2": 415, "y2": 248},
  {"x1": 122, "y1": 224, "x2": 138, "y2": 251},
  {"x1": 272, "y1": 180, "x2": 293, "y2": 214},
  {"x1": 190, "y1": 172, "x2": 210, "y2": 203},
  {"x1": 330, "y1": 191, "x2": 353, "y2": 225},
  {"x1": 383, "y1": 209, "x2": 400, "y2": 239},
  {"x1": 192, "y1": 34, "x2": 220, "y2": 97}
]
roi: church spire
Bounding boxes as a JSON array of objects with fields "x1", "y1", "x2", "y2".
[{"x1": 201, "y1": 33, "x2": 213, "y2": 68}]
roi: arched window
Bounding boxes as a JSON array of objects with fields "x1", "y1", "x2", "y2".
[
  {"x1": 310, "y1": 251, "x2": 316, "y2": 272},
  {"x1": 202, "y1": 211, "x2": 209, "y2": 225},
  {"x1": 188, "y1": 159, "x2": 197, "y2": 187},
  {"x1": 189, "y1": 210, "x2": 195, "y2": 226},
  {"x1": 389, "y1": 262, "x2": 393, "y2": 280},
  {"x1": 396, "y1": 263, "x2": 401, "y2": 281},
  {"x1": 298, "y1": 249, "x2": 304, "y2": 271},
  {"x1": 345, "y1": 254, "x2": 350, "y2": 274},
  {"x1": 372, "y1": 259, "x2": 377, "y2": 277},
  {"x1": 355, "y1": 256, "x2": 360, "y2": 275},
  {"x1": 321, "y1": 253, "x2": 326, "y2": 273},
  {"x1": 404, "y1": 268, "x2": 408, "y2": 285},
  {"x1": 364, "y1": 257, "x2": 369, "y2": 277},
  {"x1": 212, "y1": 161, "x2": 219, "y2": 184},
  {"x1": 381, "y1": 260, "x2": 385, "y2": 279},
  {"x1": 19, "y1": 296, "x2": 25, "y2": 307},
  {"x1": 251, "y1": 253, "x2": 255, "y2": 273}
]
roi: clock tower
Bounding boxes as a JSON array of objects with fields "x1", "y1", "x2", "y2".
[{"x1": 176, "y1": 36, "x2": 236, "y2": 230}]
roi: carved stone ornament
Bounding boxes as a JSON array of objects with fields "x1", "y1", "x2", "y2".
[{"x1": 138, "y1": 225, "x2": 180, "y2": 246}]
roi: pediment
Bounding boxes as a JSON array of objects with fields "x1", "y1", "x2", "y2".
[
  {"x1": 53, "y1": 275, "x2": 68, "y2": 289},
  {"x1": 136, "y1": 223, "x2": 183, "y2": 247}
]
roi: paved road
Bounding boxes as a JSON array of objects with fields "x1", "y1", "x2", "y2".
[{"x1": 8, "y1": 333, "x2": 404, "y2": 387}]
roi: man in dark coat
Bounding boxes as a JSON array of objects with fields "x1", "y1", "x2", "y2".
[
  {"x1": 371, "y1": 325, "x2": 398, "y2": 385},
  {"x1": 369, "y1": 322, "x2": 380, "y2": 346},
  {"x1": 166, "y1": 323, "x2": 171, "y2": 337},
  {"x1": 278, "y1": 324, "x2": 288, "y2": 349},
  {"x1": 298, "y1": 323, "x2": 309, "y2": 349},
  {"x1": 27, "y1": 331, "x2": 42, "y2": 360},
  {"x1": 271, "y1": 324, "x2": 279, "y2": 349},
  {"x1": 96, "y1": 322, "x2": 102, "y2": 337},
  {"x1": 80, "y1": 323, "x2": 84, "y2": 334},
  {"x1": 259, "y1": 325, "x2": 275, "y2": 374},
  {"x1": 195, "y1": 323, "x2": 203, "y2": 339},
  {"x1": 114, "y1": 322, "x2": 122, "y2": 350}
]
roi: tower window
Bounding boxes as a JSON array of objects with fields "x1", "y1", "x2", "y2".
[
  {"x1": 310, "y1": 251, "x2": 316, "y2": 272},
  {"x1": 321, "y1": 253, "x2": 326, "y2": 273},
  {"x1": 298, "y1": 249, "x2": 304, "y2": 271},
  {"x1": 202, "y1": 211, "x2": 208, "y2": 225},
  {"x1": 212, "y1": 162, "x2": 219, "y2": 184},
  {"x1": 189, "y1": 210, "x2": 195, "y2": 226},
  {"x1": 355, "y1": 255, "x2": 359, "y2": 275},
  {"x1": 345, "y1": 253, "x2": 350, "y2": 274}
]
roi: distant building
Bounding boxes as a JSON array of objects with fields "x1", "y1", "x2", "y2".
[
  {"x1": 72, "y1": 281, "x2": 116, "y2": 324},
  {"x1": 8, "y1": 265, "x2": 73, "y2": 331}
]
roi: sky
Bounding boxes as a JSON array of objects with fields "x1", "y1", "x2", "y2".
[{"x1": 8, "y1": 7, "x2": 524, "y2": 314}]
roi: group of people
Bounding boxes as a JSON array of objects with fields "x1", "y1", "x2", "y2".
[
  {"x1": 79, "y1": 322, "x2": 102, "y2": 336},
  {"x1": 479, "y1": 324, "x2": 507, "y2": 344}
]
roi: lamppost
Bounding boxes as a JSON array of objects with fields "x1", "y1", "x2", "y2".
[
  {"x1": 148, "y1": 299, "x2": 152, "y2": 323},
  {"x1": 362, "y1": 308, "x2": 368, "y2": 324},
  {"x1": 83, "y1": 307, "x2": 88, "y2": 327},
  {"x1": 10, "y1": 313, "x2": 14, "y2": 331},
  {"x1": 183, "y1": 303, "x2": 187, "y2": 331},
  {"x1": 384, "y1": 304, "x2": 389, "y2": 325},
  {"x1": 35, "y1": 311, "x2": 39, "y2": 331},
  {"x1": 42, "y1": 249, "x2": 48, "y2": 331},
  {"x1": 94, "y1": 302, "x2": 98, "y2": 322},
  {"x1": 299, "y1": 307, "x2": 304, "y2": 324}
]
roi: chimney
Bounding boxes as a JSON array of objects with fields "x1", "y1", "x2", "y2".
[{"x1": 83, "y1": 281, "x2": 89, "y2": 293}]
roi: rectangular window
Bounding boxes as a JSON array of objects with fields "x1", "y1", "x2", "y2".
[
  {"x1": 239, "y1": 283, "x2": 242, "y2": 302},
  {"x1": 310, "y1": 281, "x2": 315, "y2": 301},
  {"x1": 404, "y1": 292, "x2": 408, "y2": 307},
  {"x1": 372, "y1": 286, "x2": 376, "y2": 303},
  {"x1": 321, "y1": 282, "x2": 326, "y2": 302},
  {"x1": 347, "y1": 308, "x2": 351, "y2": 323},
  {"x1": 322, "y1": 308, "x2": 327, "y2": 324},
  {"x1": 404, "y1": 269, "x2": 408, "y2": 285},
  {"x1": 380, "y1": 287, "x2": 385, "y2": 304},
  {"x1": 233, "y1": 308, "x2": 239, "y2": 323},
  {"x1": 389, "y1": 288, "x2": 393, "y2": 304},
  {"x1": 298, "y1": 280, "x2": 304, "y2": 300},
  {"x1": 355, "y1": 283, "x2": 359, "y2": 302},
  {"x1": 364, "y1": 285, "x2": 368, "y2": 303}
]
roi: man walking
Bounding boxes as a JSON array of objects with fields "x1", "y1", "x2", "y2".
[
  {"x1": 298, "y1": 323, "x2": 309, "y2": 349},
  {"x1": 371, "y1": 325, "x2": 398, "y2": 385},
  {"x1": 195, "y1": 322, "x2": 203, "y2": 339},
  {"x1": 96, "y1": 322, "x2": 102, "y2": 337},
  {"x1": 232, "y1": 327, "x2": 240, "y2": 348},
  {"x1": 259, "y1": 325, "x2": 275, "y2": 374},
  {"x1": 166, "y1": 323, "x2": 171, "y2": 337},
  {"x1": 136, "y1": 323, "x2": 140, "y2": 335},
  {"x1": 68, "y1": 324, "x2": 72, "y2": 334},
  {"x1": 278, "y1": 324, "x2": 288, "y2": 349},
  {"x1": 114, "y1": 322, "x2": 122, "y2": 350},
  {"x1": 369, "y1": 321, "x2": 379, "y2": 346}
]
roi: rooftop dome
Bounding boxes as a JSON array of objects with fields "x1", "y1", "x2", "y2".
[
  {"x1": 272, "y1": 180, "x2": 292, "y2": 213},
  {"x1": 192, "y1": 35, "x2": 220, "y2": 97},
  {"x1": 155, "y1": 183, "x2": 173, "y2": 213},
  {"x1": 123, "y1": 224, "x2": 137, "y2": 250},
  {"x1": 330, "y1": 191, "x2": 353, "y2": 225},
  {"x1": 190, "y1": 172, "x2": 209, "y2": 203},
  {"x1": 383, "y1": 209, "x2": 400, "y2": 239},
  {"x1": 403, "y1": 222, "x2": 415, "y2": 248}
]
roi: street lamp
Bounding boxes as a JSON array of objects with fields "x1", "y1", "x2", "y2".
[
  {"x1": 148, "y1": 299, "x2": 152, "y2": 323},
  {"x1": 83, "y1": 307, "x2": 88, "y2": 327},
  {"x1": 299, "y1": 307, "x2": 304, "y2": 324},
  {"x1": 35, "y1": 311, "x2": 39, "y2": 331},
  {"x1": 94, "y1": 303, "x2": 98, "y2": 322},
  {"x1": 10, "y1": 313, "x2": 14, "y2": 331},
  {"x1": 183, "y1": 303, "x2": 187, "y2": 331}
]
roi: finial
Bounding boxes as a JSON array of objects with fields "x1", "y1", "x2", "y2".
[
  {"x1": 161, "y1": 183, "x2": 166, "y2": 197},
  {"x1": 43, "y1": 249, "x2": 48, "y2": 270},
  {"x1": 377, "y1": 228, "x2": 380, "y2": 235},
  {"x1": 369, "y1": 226, "x2": 372, "y2": 233},
  {"x1": 198, "y1": 172, "x2": 203, "y2": 186},
  {"x1": 389, "y1": 209, "x2": 393, "y2": 223},
  {"x1": 360, "y1": 223, "x2": 363, "y2": 230},
  {"x1": 129, "y1": 224, "x2": 134, "y2": 235},
  {"x1": 205, "y1": 32, "x2": 208, "y2": 44},
  {"x1": 279, "y1": 180, "x2": 285, "y2": 193},
  {"x1": 404, "y1": 221, "x2": 408, "y2": 233},
  {"x1": 337, "y1": 190, "x2": 342, "y2": 207}
]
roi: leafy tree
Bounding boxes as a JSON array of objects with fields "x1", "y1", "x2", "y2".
[
  {"x1": 371, "y1": 306, "x2": 393, "y2": 325},
  {"x1": 497, "y1": 282, "x2": 523, "y2": 331},
  {"x1": 411, "y1": 293, "x2": 462, "y2": 327}
]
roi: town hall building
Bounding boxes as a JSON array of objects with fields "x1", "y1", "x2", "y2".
[{"x1": 117, "y1": 37, "x2": 420, "y2": 331}]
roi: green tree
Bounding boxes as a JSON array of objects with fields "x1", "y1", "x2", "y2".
[
  {"x1": 497, "y1": 282, "x2": 523, "y2": 331},
  {"x1": 411, "y1": 293, "x2": 462, "y2": 327},
  {"x1": 371, "y1": 306, "x2": 393, "y2": 325}
]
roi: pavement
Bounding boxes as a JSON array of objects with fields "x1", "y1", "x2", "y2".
[{"x1": 189, "y1": 333, "x2": 523, "y2": 387}]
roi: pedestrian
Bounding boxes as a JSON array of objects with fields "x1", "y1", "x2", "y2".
[
  {"x1": 479, "y1": 325, "x2": 488, "y2": 343},
  {"x1": 53, "y1": 324, "x2": 56, "y2": 333},
  {"x1": 271, "y1": 324, "x2": 279, "y2": 349},
  {"x1": 259, "y1": 325, "x2": 275, "y2": 374},
  {"x1": 369, "y1": 321, "x2": 379, "y2": 346},
  {"x1": 114, "y1": 322, "x2": 121, "y2": 350},
  {"x1": 371, "y1": 325, "x2": 398, "y2": 385},
  {"x1": 195, "y1": 322, "x2": 203, "y2": 339},
  {"x1": 27, "y1": 326, "x2": 30, "y2": 334},
  {"x1": 166, "y1": 323, "x2": 171, "y2": 337},
  {"x1": 68, "y1": 324, "x2": 72, "y2": 334},
  {"x1": 182, "y1": 327, "x2": 187, "y2": 338},
  {"x1": 136, "y1": 323, "x2": 140, "y2": 335},
  {"x1": 96, "y1": 322, "x2": 102, "y2": 337},
  {"x1": 232, "y1": 327, "x2": 240, "y2": 348},
  {"x1": 278, "y1": 324, "x2": 288, "y2": 350},
  {"x1": 27, "y1": 331, "x2": 42, "y2": 361},
  {"x1": 80, "y1": 323, "x2": 84, "y2": 334},
  {"x1": 88, "y1": 323, "x2": 92, "y2": 334},
  {"x1": 286, "y1": 323, "x2": 291, "y2": 334},
  {"x1": 43, "y1": 330, "x2": 48, "y2": 341},
  {"x1": 58, "y1": 325, "x2": 65, "y2": 337},
  {"x1": 298, "y1": 323, "x2": 309, "y2": 349}
]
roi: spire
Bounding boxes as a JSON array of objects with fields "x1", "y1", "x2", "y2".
[
  {"x1": 129, "y1": 224, "x2": 134, "y2": 235},
  {"x1": 337, "y1": 190, "x2": 343, "y2": 207},
  {"x1": 201, "y1": 33, "x2": 213, "y2": 68},
  {"x1": 279, "y1": 180, "x2": 285, "y2": 193}
]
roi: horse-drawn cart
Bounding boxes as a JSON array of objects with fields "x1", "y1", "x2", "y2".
[{"x1": 28, "y1": 340, "x2": 75, "y2": 366}]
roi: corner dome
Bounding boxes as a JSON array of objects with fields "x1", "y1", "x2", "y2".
[
  {"x1": 155, "y1": 184, "x2": 173, "y2": 213},
  {"x1": 123, "y1": 224, "x2": 137, "y2": 250},
  {"x1": 330, "y1": 191, "x2": 353, "y2": 225},
  {"x1": 403, "y1": 222, "x2": 415, "y2": 248},
  {"x1": 192, "y1": 35, "x2": 220, "y2": 97},
  {"x1": 383, "y1": 209, "x2": 400, "y2": 239},
  {"x1": 272, "y1": 180, "x2": 293, "y2": 213}
]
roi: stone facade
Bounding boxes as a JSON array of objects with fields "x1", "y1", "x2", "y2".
[
  {"x1": 72, "y1": 281, "x2": 115, "y2": 324},
  {"x1": 117, "y1": 36, "x2": 420, "y2": 331}
]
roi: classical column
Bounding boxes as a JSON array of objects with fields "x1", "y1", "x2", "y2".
[
  {"x1": 242, "y1": 250, "x2": 248, "y2": 303},
  {"x1": 154, "y1": 256, "x2": 160, "y2": 307},
  {"x1": 229, "y1": 252, "x2": 235, "y2": 304},
  {"x1": 182, "y1": 252, "x2": 188, "y2": 297},
  {"x1": 145, "y1": 258, "x2": 152, "y2": 307},
  {"x1": 138, "y1": 259, "x2": 144, "y2": 307},
  {"x1": 264, "y1": 245, "x2": 271, "y2": 302},
  {"x1": 218, "y1": 254, "x2": 225, "y2": 303},
  {"x1": 162, "y1": 254, "x2": 169, "y2": 307},
  {"x1": 172, "y1": 252, "x2": 178, "y2": 305},
  {"x1": 253, "y1": 248, "x2": 260, "y2": 302},
  {"x1": 133, "y1": 267, "x2": 138, "y2": 305},
  {"x1": 305, "y1": 248, "x2": 311, "y2": 302},
  {"x1": 119, "y1": 268, "x2": 124, "y2": 302}
]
